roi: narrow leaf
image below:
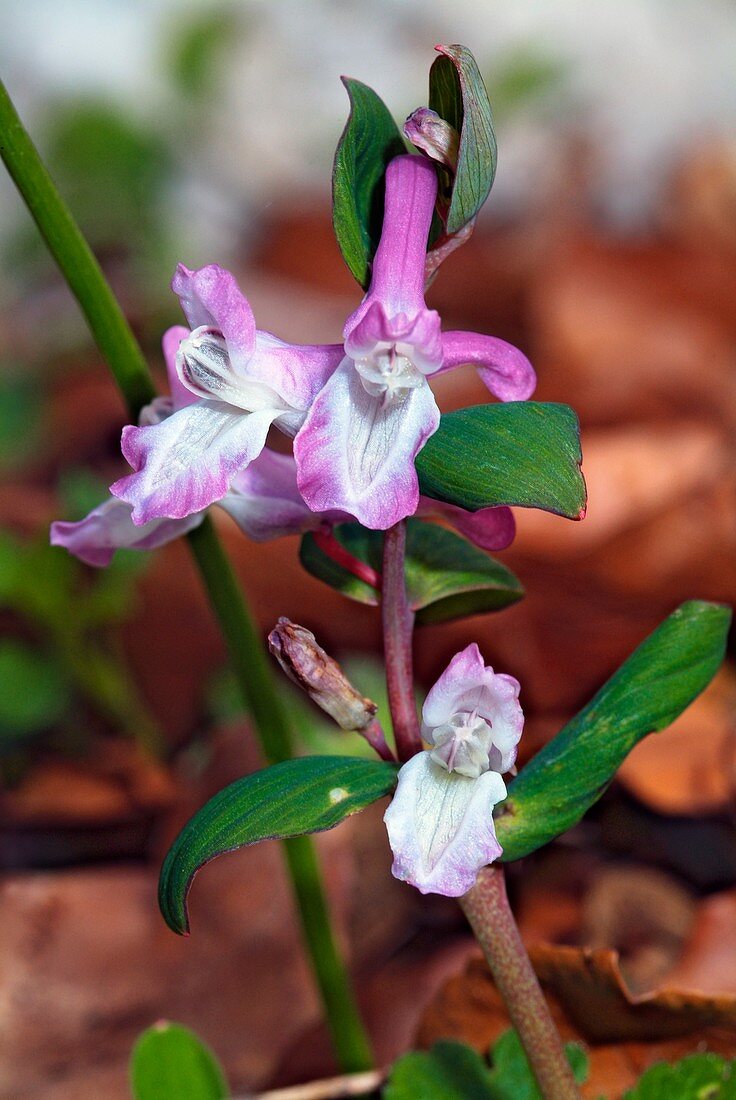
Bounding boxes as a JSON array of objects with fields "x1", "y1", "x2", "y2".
[
  {"x1": 300, "y1": 520, "x2": 524, "y2": 624},
  {"x1": 497, "y1": 601, "x2": 732, "y2": 861},
  {"x1": 416, "y1": 403, "x2": 586, "y2": 518},
  {"x1": 429, "y1": 45, "x2": 497, "y2": 234},
  {"x1": 332, "y1": 78, "x2": 406, "y2": 288},
  {"x1": 160, "y1": 756, "x2": 398, "y2": 934},
  {"x1": 130, "y1": 1021, "x2": 227, "y2": 1100}
]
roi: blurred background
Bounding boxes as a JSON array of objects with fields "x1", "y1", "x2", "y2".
[{"x1": 0, "y1": 2, "x2": 734, "y2": 1097}]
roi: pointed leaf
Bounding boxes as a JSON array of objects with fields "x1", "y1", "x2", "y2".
[
  {"x1": 487, "y1": 1030, "x2": 588, "y2": 1098},
  {"x1": 385, "y1": 1040, "x2": 494, "y2": 1099},
  {"x1": 429, "y1": 45, "x2": 497, "y2": 234},
  {"x1": 416, "y1": 402, "x2": 586, "y2": 519},
  {"x1": 300, "y1": 520, "x2": 524, "y2": 624},
  {"x1": 332, "y1": 78, "x2": 406, "y2": 288},
  {"x1": 130, "y1": 1021, "x2": 227, "y2": 1100},
  {"x1": 497, "y1": 601, "x2": 732, "y2": 861},
  {"x1": 624, "y1": 1052, "x2": 736, "y2": 1099},
  {"x1": 160, "y1": 755, "x2": 398, "y2": 934}
]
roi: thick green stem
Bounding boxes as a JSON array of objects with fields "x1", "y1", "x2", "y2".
[
  {"x1": 461, "y1": 866, "x2": 579, "y2": 1100},
  {"x1": 188, "y1": 519, "x2": 372, "y2": 1070},
  {"x1": 0, "y1": 77, "x2": 371, "y2": 1072}
]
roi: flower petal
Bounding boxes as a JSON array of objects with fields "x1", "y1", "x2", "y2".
[
  {"x1": 219, "y1": 449, "x2": 337, "y2": 541},
  {"x1": 384, "y1": 751, "x2": 506, "y2": 896},
  {"x1": 439, "y1": 332, "x2": 537, "y2": 401},
  {"x1": 171, "y1": 264, "x2": 256, "y2": 369},
  {"x1": 111, "y1": 401, "x2": 280, "y2": 524},
  {"x1": 294, "y1": 358, "x2": 440, "y2": 529},
  {"x1": 50, "y1": 497, "x2": 203, "y2": 567},
  {"x1": 344, "y1": 301, "x2": 442, "y2": 376},
  {"x1": 345, "y1": 155, "x2": 438, "y2": 329},
  {"x1": 176, "y1": 327, "x2": 289, "y2": 414},
  {"x1": 249, "y1": 332, "x2": 345, "y2": 411},
  {"x1": 422, "y1": 644, "x2": 523, "y2": 773},
  {"x1": 419, "y1": 497, "x2": 516, "y2": 551},
  {"x1": 162, "y1": 325, "x2": 198, "y2": 411}
]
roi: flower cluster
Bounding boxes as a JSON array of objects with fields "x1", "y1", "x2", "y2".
[{"x1": 52, "y1": 152, "x2": 533, "y2": 897}]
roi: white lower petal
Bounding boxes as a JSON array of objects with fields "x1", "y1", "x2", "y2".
[
  {"x1": 111, "y1": 401, "x2": 281, "y2": 523},
  {"x1": 384, "y1": 752, "x2": 506, "y2": 897},
  {"x1": 294, "y1": 358, "x2": 440, "y2": 529}
]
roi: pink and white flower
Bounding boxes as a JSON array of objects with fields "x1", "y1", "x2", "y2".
[
  {"x1": 51, "y1": 327, "x2": 339, "y2": 565},
  {"x1": 53, "y1": 313, "x2": 519, "y2": 566},
  {"x1": 109, "y1": 264, "x2": 344, "y2": 525},
  {"x1": 384, "y1": 643, "x2": 523, "y2": 897},
  {"x1": 294, "y1": 154, "x2": 536, "y2": 530}
]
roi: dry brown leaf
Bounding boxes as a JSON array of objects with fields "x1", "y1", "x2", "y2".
[
  {"x1": 530, "y1": 943, "x2": 736, "y2": 1042},
  {"x1": 418, "y1": 946, "x2": 736, "y2": 1099}
]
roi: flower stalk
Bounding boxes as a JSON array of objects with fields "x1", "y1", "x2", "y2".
[
  {"x1": 460, "y1": 866, "x2": 580, "y2": 1099},
  {"x1": 0, "y1": 78, "x2": 371, "y2": 1073},
  {"x1": 381, "y1": 521, "x2": 422, "y2": 761}
]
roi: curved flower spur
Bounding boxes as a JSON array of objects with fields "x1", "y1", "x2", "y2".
[
  {"x1": 384, "y1": 643, "x2": 523, "y2": 897},
  {"x1": 294, "y1": 154, "x2": 537, "y2": 530}
]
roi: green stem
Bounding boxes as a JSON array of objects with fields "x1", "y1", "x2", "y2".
[
  {"x1": 0, "y1": 77, "x2": 371, "y2": 1072},
  {"x1": 461, "y1": 866, "x2": 579, "y2": 1099},
  {"x1": 188, "y1": 519, "x2": 372, "y2": 1070}
]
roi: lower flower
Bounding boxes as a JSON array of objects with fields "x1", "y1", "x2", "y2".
[{"x1": 383, "y1": 643, "x2": 523, "y2": 897}]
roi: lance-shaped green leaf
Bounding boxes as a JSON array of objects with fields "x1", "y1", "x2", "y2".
[
  {"x1": 497, "y1": 601, "x2": 732, "y2": 862},
  {"x1": 416, "y1": 402, "x2": 586, "y2": 519},
  {"x1": 300, "y1": 520, "x2": 524, "y2": 624},
  {"x1": 131, "y1": 1021, "x2": 227, "y2": 1100},
  {"x1": 160, "y1": 756, "x2": 399, "y2": 934},
  {"x1": 429, "y1": 44, "x2": 497, "y2": 234},
  {"x1": 332, "y1": 78, "x2": 406, "y2": 288}
]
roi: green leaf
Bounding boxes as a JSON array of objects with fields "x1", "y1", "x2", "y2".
[
  {"x1": 429, "y1": 45, "x2": 497, "y2": 234},
  {"x1": 130, "y1": 1021, "x2": 228, "y2": 1100},
  {"x1": 416, "y1": 403, "x2": 586, "y2": 519},
  {"x1": 385, "y1": 1040, "x2": 495, "y2": 1099},
  {"x1": 624, "y1": 1052, "x2": 736, "y2": 1098},
  {"x1": 497, "y1": 601, "x2": 732, "y2": 862},
  {"x1": 160, "y1": 756, "x2": 398, "y2": 934},
  {"x1": 300, "y1": 520, "x2": 524, "y2": 624},
  {"x1": 0, "y1": 640, "x2": 71, "y2": 742},
  {"x1": 487, "y1": 1030, "x2": 588, "y2": 1098},
  {"x1": 332, "y1": 78, "x2": 406, "y2": 288}
]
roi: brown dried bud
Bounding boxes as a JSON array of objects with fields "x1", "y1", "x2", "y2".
[{"x1": 268, "y1": 618, "x2": 377, "y2": 731}]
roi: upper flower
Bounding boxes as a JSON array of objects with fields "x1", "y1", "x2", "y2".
[
  {"x1": 384, "y1": 643, "x2": 523, "y2": 897},
  {"x1": 293, "y1": 154, "x2": 536, "y2": 530},
  {"x1": 109, "y1": 264, "x2": 344, "y2": 526}
]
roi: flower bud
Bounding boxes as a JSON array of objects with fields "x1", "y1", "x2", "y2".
[
  {"x1": 268, "y1": 618, "x2": 377, "y2": 731},
  {"x1": 404, "y1": 108, "x2": 459, "y2": 171}
]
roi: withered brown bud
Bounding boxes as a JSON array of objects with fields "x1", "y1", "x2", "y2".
[{"x1": 268, "y1": 618, "x2": 377, "y2": 731}]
